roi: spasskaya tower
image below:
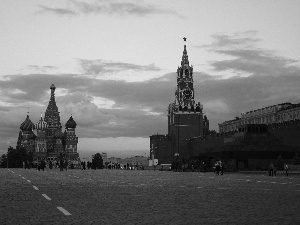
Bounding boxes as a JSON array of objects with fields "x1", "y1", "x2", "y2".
[
  {"x1": 150, "y1": 38, "x2": 208, "y2": 164},
  {"x1": 168, "y1": 38, "x2": 205, "y2": 159}
]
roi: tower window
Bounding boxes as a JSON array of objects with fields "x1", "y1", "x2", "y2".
[{"x1": 185, "y1": 69, "x2": 189, "y2": 76}]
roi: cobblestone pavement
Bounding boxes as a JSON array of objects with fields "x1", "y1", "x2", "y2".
[{"x1": 1, "y1": 168, "x2": 300, "y2": 225}]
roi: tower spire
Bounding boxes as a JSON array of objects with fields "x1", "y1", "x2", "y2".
[{"x1": 181, "y1": 37, "x2": 189, "y2": 66}]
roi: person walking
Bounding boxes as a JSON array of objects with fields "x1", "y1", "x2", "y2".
[
  {"x1": 60, "y1": 159, "x2": 64, "y2": 171},
  {"x1": 284, "y1": 163, "x2": 289, "y2": 176},
  {"x1": 65, "y1": 160, "x2": 68, "y2": 171},
  {"x1": 215, "y1": 161, "x2": 220, "y2": 175},
  {"x1": 268, "y1": 163, "x2": 274, "y2": 176},
  {"x1": 41, "y1": 159, "x2": 45, "y2": 171},
  {"x1": 219, "y1": 159, "x2": 224, "y2": 175}
]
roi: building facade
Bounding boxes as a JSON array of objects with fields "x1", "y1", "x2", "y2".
[
  {"x1": 219, "y1": 102, "x2": 300, "y2": 133},
  {"x1": 17, "y1": 84, "x2": 79, "y2": 161}
]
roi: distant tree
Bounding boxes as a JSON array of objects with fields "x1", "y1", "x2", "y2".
[
  {"x1": 275, "y1": 154, "x2": 284, "y2": 170},
  {"x1": 0, "y1": 154, "x2": 7, "y2": 168},
  {"x1": 293, "y1": 152, "x2": 300, "y2": 165},
  {"x1": 92, "y1": 153, "x2": 104, "y2": 169},
  {"x1": 7, "y1": 146, "x2": 28, "y2": 168},
  {"x1": 208, "y1": 130, "x2": 217, "y2": 135}
]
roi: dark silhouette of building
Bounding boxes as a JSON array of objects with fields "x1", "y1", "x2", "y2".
[
  {"x1": 150, "y1": 40, "x2": 300, "y2": 169},
  {"x1": 17, "y1": 84, "x2": 79, "y2": 161},
  {"x1": 150, "y1": 41, "x2": 209, "y2": 164}
]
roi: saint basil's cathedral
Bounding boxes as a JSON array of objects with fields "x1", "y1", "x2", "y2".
[{"x1": 17, "y1": 84, "x2": 79, "y2": 161}]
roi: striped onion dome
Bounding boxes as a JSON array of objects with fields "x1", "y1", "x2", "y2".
[
  {"x1": 20, "y1": 115, "x2": 34, "y2": 131},
  {"x1": 35, "y1": 116, "x2": 48, "y2": 131}
]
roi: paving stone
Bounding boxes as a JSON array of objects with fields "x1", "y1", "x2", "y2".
[{"x1": 1, "y1": 169, "x2": 300, "y2": 224}]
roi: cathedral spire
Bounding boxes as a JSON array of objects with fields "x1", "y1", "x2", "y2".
[{"x1": 44, "y1": 84, "x2": 61, "y2": 129}]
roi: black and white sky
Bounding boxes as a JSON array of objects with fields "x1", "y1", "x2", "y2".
[{"x1": 1, "y1": 0, "x2": 300, "y2": 158}]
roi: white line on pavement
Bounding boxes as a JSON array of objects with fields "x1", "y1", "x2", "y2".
[
  {"x1": 27, "y1": 180, "x2": 31, "y2": 183},
  {"x1": 22, "y1": 177, "x2": 26, "y2": 179},
  {"x1": 33, "y1": 186, "x2": 39, "y2": 190},
  {"x1": 42, "y1": 194, "x2": 51, "y2": 201},
  {"x1": 57, "y1": 207, "x2": 71, "y2": 216}
]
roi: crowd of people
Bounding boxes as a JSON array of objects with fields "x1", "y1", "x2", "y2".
[{"x1": 23, "y1": 159, "x2": 79, "y2": 171}]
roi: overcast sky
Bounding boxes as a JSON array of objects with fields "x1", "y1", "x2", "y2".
[{"x1": 1, "y1": 0, "x2": 300, "y2": 158}]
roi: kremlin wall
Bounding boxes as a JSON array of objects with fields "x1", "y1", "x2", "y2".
[{"x1": 150, "y1": 41, "x2": 300, "y2": 171}]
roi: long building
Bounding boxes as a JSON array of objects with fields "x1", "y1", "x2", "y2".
[{"x1": 219, "y1": 102, "x2": 300, "y2": 133}]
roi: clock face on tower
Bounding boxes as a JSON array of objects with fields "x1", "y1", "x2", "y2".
[{"x1": 183, "y1": 89, "x2": 193, "y2": 100}]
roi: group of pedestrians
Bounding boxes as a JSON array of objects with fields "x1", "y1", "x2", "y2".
[
  {"x1": 214, "y1": 159, "x2": 224, "y2": 175},
  {"x1": 80, "y1": 161, "x2": 93, "y2": 170},
  {"x1": 33, "y1": 159, "x2": 70, "y2": 171},
  {"x1": 268, "y1": 162, "x2": 290, "y2": 176}
]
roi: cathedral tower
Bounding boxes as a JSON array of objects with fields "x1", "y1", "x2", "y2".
[
  {"x1": 18, "y1": 114, "x2": 35, "y2": 151},
  {"x1": 65, "y1": 116, "x2": 79, "y2": 159},
  {"x1": 34, "y1": 115, "x2": 48, "y2": 158},
  {"x1": 44, "y1": 84, "x2": 62, "y2": 152}
]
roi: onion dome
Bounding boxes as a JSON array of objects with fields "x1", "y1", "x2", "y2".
[
  {"x1": 35, "y1": 116, "x2": 48, "y2": 131},
  {"x1": 20, "y1": 115, "x2": 34, "y2": 131},
  {"x1": 54, "y1": 130, "x2": 64, "y2": 139},
  {"x1": 50, "y1": 84, "x2": 56, "y2": 90},
  {"x1": 65, "y1": 116, "x2": 77, "y2": 129}
]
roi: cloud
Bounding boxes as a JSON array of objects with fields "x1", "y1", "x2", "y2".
[
  {"x1": 37, "y1": 5, "x2": 77, "y2": 16},
  {"x1": 196, "y1": 31, "x2": 261, "y2": 49},
  {"x1": 192, "y1": 31, "x2": 300, "y2": 127},
  {"x1": 78, "y1": 59, "x2": 161, "y2": 76},
  {"x1": 197, "y1": 31, "x2": 299, "y2": 78},
  {"x1": 37, "y1": 1, "x2": 183, "y2": 18},
  {"x1": 1, "y1": 32, "x2": 300, "y2": 152},
  {"x1": 27, "y1": 65, "x2": 57, "y2": 73},
  {"x1": 0, "y1": 73, "x2": 171, "y2": 151}
]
